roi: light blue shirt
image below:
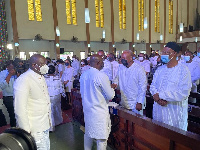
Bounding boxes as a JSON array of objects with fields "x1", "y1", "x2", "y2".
[{"x1": 0, "y1": 69, "x2": 15, "y2": 96}]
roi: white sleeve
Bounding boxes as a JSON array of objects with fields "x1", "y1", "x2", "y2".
[
  {"x1": 150, "y1": 69, "x2": 159, "y2": 96},
  {"x1": 97, "y1": 74, "x2": 115, "y2": 102},
  {"x1": 137, "y1": 67, "x2": 147, "y2": 104},
  {"x1": 14, "y1": 76, "x2": 31, "y2": 133}
]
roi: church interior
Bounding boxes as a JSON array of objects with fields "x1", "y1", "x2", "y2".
[{"x1": 0, "y1": 0, "x2": 200, "y2": 149}]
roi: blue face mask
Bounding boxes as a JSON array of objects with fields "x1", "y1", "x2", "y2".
[
  {"x1": 161, "y1": 55, "x2": 170, "y2": 64},
  {"x1": 197, "y1": 52, "x2": 200, "y2": 57},
  {"x1": 121, "y1": 59, "x2": 128, "y2": 67},
  {"x1": 184, "y1": 56, "x2": 190, "y2": 62},
  {"x1": 133, "y1": 57, "x2": 136, "y2": 60},
  {"x1": 65, "y1": 62, "x2": 69, "y2": 66}
]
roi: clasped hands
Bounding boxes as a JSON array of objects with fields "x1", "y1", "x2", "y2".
[{"x1": 153, "y1": 93, "x2": 167, "y2": 106}]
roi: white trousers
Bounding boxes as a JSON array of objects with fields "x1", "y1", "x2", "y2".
[
  {"x1": 84, "y1": 134, "x2": 107, "y2": 150},
  {"x1": 32, "y1": 129, "x2": 50, "y2": 150}
]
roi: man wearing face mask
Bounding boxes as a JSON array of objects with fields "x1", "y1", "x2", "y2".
[
  {"x1": 184, "y1": 50, "x2": 200, "y2": 103},
  {"x1": 80, "y1": 54, "x2": 115, "y2": 150},
  {"x1": 150, "y1": 42, "x2": 192, "y2": 131},
  {"x1": 135, "y1": 53, "x2": 151, "y2": 74},
  {"x1": 14, "y1": 54, "x2": 52, "y2": 150},
  {"x1": 113, "y1": 50, "x2": 147, "y2": 114}
]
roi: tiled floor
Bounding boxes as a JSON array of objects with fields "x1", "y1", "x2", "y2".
[{"x1": 0, "y1": 109, "x2": 113, "y2": 150}]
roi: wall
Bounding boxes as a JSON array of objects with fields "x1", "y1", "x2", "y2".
[{"x1": 5, "y1": 0, "x2": 198, "y2": 59}]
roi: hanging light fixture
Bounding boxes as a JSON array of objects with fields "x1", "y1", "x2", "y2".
[
  {"x1": 195, "y1": 37, "x2": 198, "y2": 42},
  {"x1": 85, "y1": 8, "x2": 90, "y2": 23},
  {"x1": 160, "y1": 35, "x2": 163, "y2": 41},
  {"x1": 180, "y1": 23, "x2": 184, "y2": 32},
  {"x1": 144, "y1": 17, "x2": 148, "y2": 29},
  {"x1": 137, "y1": 33, "x2": 139, "y2": 40},
  {"x1": 180, "y1": 36, "x2": 182, "y2": 41}
]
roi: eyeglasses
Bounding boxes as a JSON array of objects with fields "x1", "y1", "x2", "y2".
[{"x1": 161, "y1": 51, "x2": 173, "y2": 55}]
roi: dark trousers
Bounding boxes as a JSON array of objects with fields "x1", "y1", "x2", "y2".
[{"x1": 3, "y1": 96, "x2": 16, "y2": 127}]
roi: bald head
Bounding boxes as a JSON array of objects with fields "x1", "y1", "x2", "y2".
[
  {"x1": 121, "y1": 50, "x2": 134, "y2": 68},
  {"x1": 90, "y1": 54, "x2": 104, "y2": 70},
  {"x1": 30, "y1": 54, "x2": 47, "y2": 74}
]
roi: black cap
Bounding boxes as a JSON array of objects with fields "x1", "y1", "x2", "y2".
[{"x1": 165, "y1": 42, "x2": 181, "y2": 53}]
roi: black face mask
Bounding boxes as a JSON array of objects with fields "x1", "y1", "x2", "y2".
[
  {"x1": 65, "y1": 63, "x2": 69, "y2": 66},
  {"x1": 121, "y1": 59, "x2": 128, "y2": 67}
]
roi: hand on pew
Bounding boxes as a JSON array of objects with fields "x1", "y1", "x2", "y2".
[{"x1": 136, "y1": 103, "x2": 142, "y2": 111}]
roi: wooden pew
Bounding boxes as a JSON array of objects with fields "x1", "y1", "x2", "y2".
[
  {"x1": 108, "y1": 106, "x2": 200, "y2": 150},
  {"x1": 71, "y1": 89, "x2": 200, "y2": 149}
]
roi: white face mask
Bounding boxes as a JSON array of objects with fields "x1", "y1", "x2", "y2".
[
  {"x1": 138, "y1": 57, "x2": 144, "y2": 61},
  {"x1": 81, "y1": 62, "x2": 85, "y2": 65},
  {"x1": 39, "y1": 64, "x2": 49, "y2": 74},
  {"x1": 72, "y1": 58, "x2": 75, "y2": 61}
]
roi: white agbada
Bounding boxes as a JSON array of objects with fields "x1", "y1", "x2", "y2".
[
  {"x1": 101, "y1": 59, "x2": 112, "y2": 81},
  {"x1": 150, "y1": 63, "x2": 192, "y2": 131},
  {"x1": 111, "y1": 60, "x2": 119, "y2": 82},
  {"x1": 80, "y1": 67, "x2": 115, "y2": 139},
  {"x1": 71, "y1": 59, "x2": 80, "y2": 76},
  {"x1": 113, "y1": 63, "x2": 147, "y2": 111},
  {"x1": 62, "y1": 67, "x2": 74, "y2": 92}
]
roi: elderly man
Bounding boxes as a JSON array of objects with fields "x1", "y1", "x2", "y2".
[
  {"x1": 14, "y1": 54, "x2": 52, "y2": 150},
  {"x1": 113, "y1": 50, "x2": 147, "y2": 114},
  {"x1": 184, "y1": 50, "x2": 200, "y2": 103},
  {"x1": 150, "y1": 42, "x2": 192, "y2": 131},
  {"x1": 0, "y1": 61, "x2": 16, "y2": 127},
  {"x1": 97, "y1": 50, "x2": 113, "y2": 81},
  {"x1": 80, "y1": 54, "x2": 115, "y2": 150}
]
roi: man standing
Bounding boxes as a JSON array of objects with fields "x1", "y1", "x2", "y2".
[
  {"x1": 80, "y1": 54, "x2": 115, "y2": 150},
  {"x1": 107, "y1": 53, "x2": 119, "y2": 82},
  {"x1": 135, "y1": 53, "x2": 151, "y2": 74},
  {"x1": 113, "y1": 50, "x2": 147, "y2": 114},
  {"x1": 184, "y1": 50, "x2": 200, "y2": 103},
  {"x1": 14, "y1": 54, "x2": 52, "y2": 150},
  {"x1": 150, "y1": 42, "x2": 192, "y2": 131},
  {"x1": 0, "y1": 61, "x2": 16, "y2": 127},
  {"x1": 71, "y1": 55, "x2": 80, "y2": 78},
  {"x1": 97, "y1": 50, "x2": 113, "y2": 81}
]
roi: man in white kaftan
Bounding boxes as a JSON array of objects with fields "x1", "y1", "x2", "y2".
[
  {"x1": 150, "y1": 42, "x2": 192, "y2": 131},
  {"x1": 113, "y1": 50, "x2": 147, "y2": 114},
  {"x1": 97, "y1": 50, "x2": 113, "y2": 81},
  {"x1": 80, "y1": 54, "x2": 115, "y2": 150},
  {"x1": 107, "y1": 53, "x2": 119, "y2": 82},
  {"x1": 71, "y1": 55, "x2": 80, "y2": 77},
  {"x1": 14, "y1": 54, "x2": 52, "y2": 150}
]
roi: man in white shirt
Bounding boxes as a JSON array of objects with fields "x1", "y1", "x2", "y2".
[
  {"x1": 193, "y1": 47, "x2": 200, "y2": 63},
  {"x1": 97, "y1": 50, "x2": 113, "y2": 81},
  {"x1": 135, "y1": 53, "x2": 151, "y2": 74},
  {"x1": 71, "y1": 55, "x2": 80, "y2": 78},
  {"x1": 184, "y1": 50, "x2": 200, "y2": 103},
  {"x1": 113, "y1": 50, "x2": 147, "y2": 114},
  {"x1": 80, "y1": 54, "x2": 115, "y2": 150},
  {"x1": 14, "y1": 54, "x2": 52, "y2": 150},
  {"x1": 107, "y1": 53, "x2": 119, "y2": 82},
  {"x1": 150, "y1": 42, "x2": 192, "y2": 131}
]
